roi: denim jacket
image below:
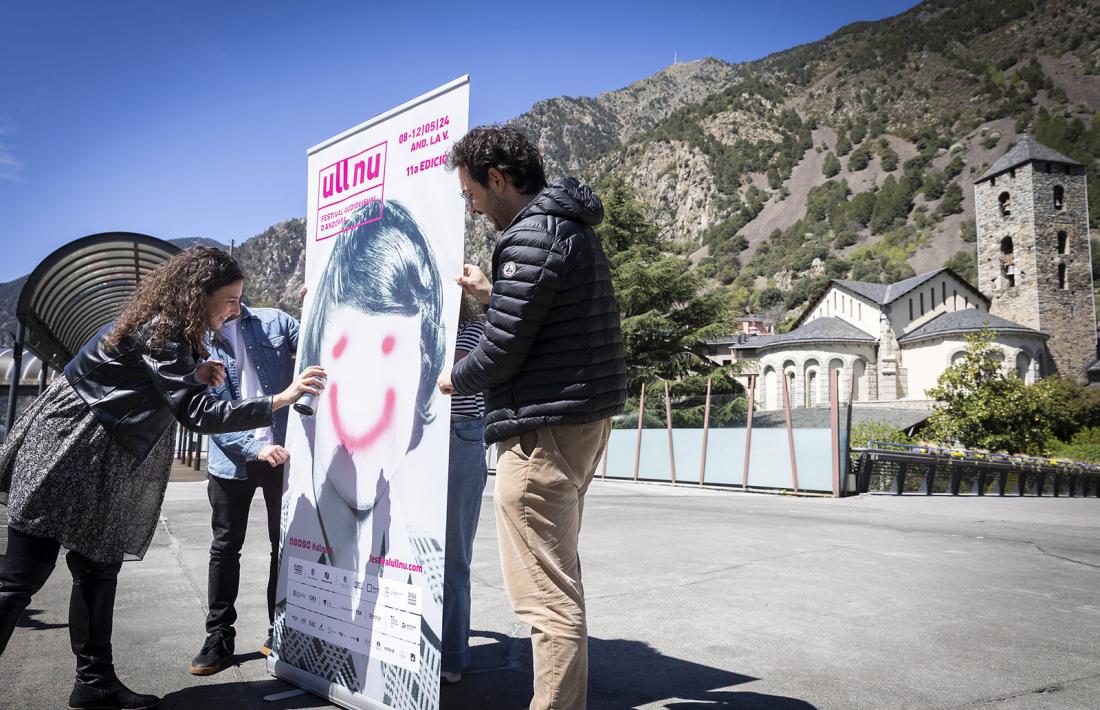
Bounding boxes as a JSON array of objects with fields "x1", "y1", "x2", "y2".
[{"x1": 206, "y1": 305, "x2": 299, "y2": 479}]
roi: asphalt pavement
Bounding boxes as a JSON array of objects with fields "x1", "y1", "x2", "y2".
[{"x1": 3, "y1": 474, "x2": 1099, "y2": 709}]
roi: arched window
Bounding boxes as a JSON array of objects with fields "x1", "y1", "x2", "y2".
[
  {"x1": 998, "y1": 191, "x2": 1010, "y2": 216},
  {"x1": 828, "y1": 358, "x2": 845, "y2": 401},
  {"x1": 1058, "y1": 262, "x2": 1067, "y2": 289},
  {"x1": 1000, "y1": 236, "x2": 1013, "y2": 254},
  {"x1": 1057, "y1": 230, "x2": 1068, "y2": 255},
  {"x1": 1053, "y1": 185, "x2": 1064, "y2": 210},
  {"x1": 1016, "y1": 352, "x2": 1032, "y2": 384},
  {"x1": 851, "y1": 359, "x2": 866, "y2": 401},
  {"x1": 762, "y1": 367, "x2": 777, "y2": 411}
]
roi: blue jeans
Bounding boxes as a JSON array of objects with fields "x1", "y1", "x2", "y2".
[{"x1": 442, "y1": 416, "x2": 488, "y2": 673}]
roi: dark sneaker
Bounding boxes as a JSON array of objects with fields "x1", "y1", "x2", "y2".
[
  {"x1": 69, "y1": 679, "x2": 160, "y2": 709},
  {"x1": 188, "y1": 634, "x2": 234, "y2": 676},
  {"x1": 260, "y1": 630, "x2": 273, "y2": 657}
]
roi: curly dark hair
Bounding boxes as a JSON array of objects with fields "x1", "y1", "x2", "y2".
[
  {"x1": 448, "y1": 124, "x2": 547, "y2": 194},
  {"x1": 103, "y1": 246, "x2": 243, "y2": 358}
]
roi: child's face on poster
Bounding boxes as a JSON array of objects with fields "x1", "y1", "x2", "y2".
[{"x1": 313, "y1": 306, "x2": 424, "y2": 511}]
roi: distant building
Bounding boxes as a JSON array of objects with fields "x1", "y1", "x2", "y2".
[{"x1": 707, "y1": 137, "x2": 1095, "y2": 411}]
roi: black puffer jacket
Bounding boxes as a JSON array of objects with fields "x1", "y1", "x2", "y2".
[{"x1": 451, "y1": 178, "x2": 626, "y2": 443}]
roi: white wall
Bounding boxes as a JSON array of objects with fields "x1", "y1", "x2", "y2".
[
  {"x1": 900, "y1": 332, "x2": 1048, "y2": 399},
  {"x1": 808, "y1": 286, "x2": 881, "y2": 337},
  {"x1": 887, "y1": 273, "x2": 987, "y2": 336}
]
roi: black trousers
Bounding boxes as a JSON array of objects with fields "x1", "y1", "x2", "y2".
[
  {"x1": 0, "y1": 527, "x2": 124, "y2": 687},
  {"x1": 205, "y1": 461, "x2": 282, "y2": 640}
]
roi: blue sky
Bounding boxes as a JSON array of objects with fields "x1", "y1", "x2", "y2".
[{"x1": 0, "y1": 0, "x2": 919, "y2": 282}]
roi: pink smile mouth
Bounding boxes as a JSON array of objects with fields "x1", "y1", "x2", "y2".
[{"x1": 329, "y1": 381, "x2": 396, "y2": 452}]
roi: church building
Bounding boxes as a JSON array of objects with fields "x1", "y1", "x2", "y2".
[{"x1": 709, "y1": 137, "x2": 1095, "y2": 411}]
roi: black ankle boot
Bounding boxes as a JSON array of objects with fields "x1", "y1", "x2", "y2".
[
  {"x1": 0, "y1": 554, "x2": 55, "y2": 656},
  {"x1": 68, "y1": 678, "x2": 161, "y2": 709}
]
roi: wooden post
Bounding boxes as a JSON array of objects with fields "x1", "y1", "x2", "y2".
[
  {"x1": 783, "y1": 375, "x2": 799, "y2": 493},
  {"x1": 843, "y1": 365, "x2": 857, "y2": 496},
  {"x1": 742, "y1": 374, "x2": 756, "y2": 490},
  {"x1": 633, "y1": 383, "x2": 645, "y2": 482},
  {"x1": 663, "y1": 382, "x2": 676, "y2": 484},
  {"x1": 699, "y1": 377, "x2": 713, "y2": 485},
  {"x1": 830, "y1": 368, "x2": 841, "y2": 497}
]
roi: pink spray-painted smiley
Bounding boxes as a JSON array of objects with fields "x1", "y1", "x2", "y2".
[
  {"x1": 328, "y1": 332, "x2": 398, "y2": 452},
  {"x1": 316, "y1": 308, "x2": 423, "y2": 512}
]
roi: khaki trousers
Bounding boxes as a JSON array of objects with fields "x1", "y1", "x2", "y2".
[{"x1": 494, "y1": 419, "x2": 612, "y2": 710}]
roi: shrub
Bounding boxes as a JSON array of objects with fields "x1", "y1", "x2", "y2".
[
  {"x1": 938, "y1": 182, "x2": 964, "y2": 215},
  {"x1": 1049, "y1": 427, "x2": 1100, "y2": 464},
  {"x1": 848, "y1": 144, "x2": 872, "y2": 171}
]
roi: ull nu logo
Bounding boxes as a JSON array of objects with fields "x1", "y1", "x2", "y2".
[{"x1": 315, "y1": 141, "x2": 388, "y2": 241}]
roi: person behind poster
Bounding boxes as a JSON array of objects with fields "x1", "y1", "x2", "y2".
[
  {"x1": 440, "y1": 295, "x2": 488, "y2": 685},
  {"x1": 275, "y1": 199, "x2": 447, "y2": 708},
  {"x1": 438, "y1": 125, "x2": 627, "y2": 710},
  {"x1": 189, "y1": 304, "x2": 300, "y2": 676}
]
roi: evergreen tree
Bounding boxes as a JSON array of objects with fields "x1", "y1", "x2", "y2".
[
  {"x1": 938, "y1": 181, "x2": 964, "y2": 215},
  {"x1": 595, "y1": 177, "x2": 743, "y2": 423}
]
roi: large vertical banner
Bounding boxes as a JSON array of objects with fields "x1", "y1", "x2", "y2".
[{"x1": 268, "y1": 76, "x2": 469, "y2": 710}]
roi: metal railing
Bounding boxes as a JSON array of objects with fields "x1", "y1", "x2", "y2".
[{"x1": 853, "y1": 441, "x2": 1100, "y2": 497}]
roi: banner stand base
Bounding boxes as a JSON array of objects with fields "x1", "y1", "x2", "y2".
[{"x1": 267, "y1": 656, "x2": 392, "y2": 710}]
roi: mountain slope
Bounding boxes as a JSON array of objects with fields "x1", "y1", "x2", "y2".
[{"x1": 5, "y1": 0, "x2": 1099, "y2": 343}]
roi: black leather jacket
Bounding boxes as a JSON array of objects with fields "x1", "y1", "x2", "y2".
[{"x1": 64, "y1": 322, "x2": 274, "y2": 461}]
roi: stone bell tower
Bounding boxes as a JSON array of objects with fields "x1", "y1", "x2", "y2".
[{"x1": 974, "y1": 135, "x2": 1095, "y2": 383}]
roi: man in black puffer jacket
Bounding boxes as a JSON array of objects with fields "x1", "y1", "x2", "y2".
[{"x1": 438, "y1": 125, "x2": 625, "y2": 709}]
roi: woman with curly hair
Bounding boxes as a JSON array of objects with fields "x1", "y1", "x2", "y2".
[{"x1": 0, "y1": 247, "x2": 325, "y2": 710}]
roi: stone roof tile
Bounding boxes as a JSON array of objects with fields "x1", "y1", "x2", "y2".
[
  {"x1": 977, "y1": 135, "x2": 1083, "y2": 183},
  {"x1": 897, "y1": 309, "x2": 1047, "y2": 344}
]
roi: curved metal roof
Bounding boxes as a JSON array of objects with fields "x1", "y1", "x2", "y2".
[
  {"x1": 0, "y1": 349, "x2": 58, "y2": 385},
  {"x1": 16, "y1": 232, "x2": 180, "y2": 371}
]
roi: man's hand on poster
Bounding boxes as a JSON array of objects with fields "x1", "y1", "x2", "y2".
[
  {"x1": 197, "y1": 360, "x2": 227, "y2": 389},
  {"x1": 257, "y1": 444, "x2": 290, "y2": 467},
  {"x1": 437, "y1": 368, "x2": 455, "y2": 396},
  {"x1": 273, "y1": 365, "x2": 327, "y2": 410},
  {"x1": 298, "y1": 285, "x2": 308, "y2": 301},
  {"x1": 456, "y1": 264, "x2": 491, "y2": 305}
]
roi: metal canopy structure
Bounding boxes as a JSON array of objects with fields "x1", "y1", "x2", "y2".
[
  {"x1": 15, "y1": 232, "x2": 180, "y2": 371},
  {"x1": 4, "y1": 232, "x2": 179, "y2": 432}
]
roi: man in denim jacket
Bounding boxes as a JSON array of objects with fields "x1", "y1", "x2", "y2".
[{"x1": 188, "y1": 304, "x2": 299, "y2": 675}]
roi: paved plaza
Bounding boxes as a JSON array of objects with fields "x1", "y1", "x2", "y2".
[{"x1": 3, "y1": 473, "x2": 1099, "y2": 709}]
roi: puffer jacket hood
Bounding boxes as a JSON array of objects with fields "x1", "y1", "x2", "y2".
[{"x1": 516, "y1": 177, "x2": 604, "y2": 227}]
